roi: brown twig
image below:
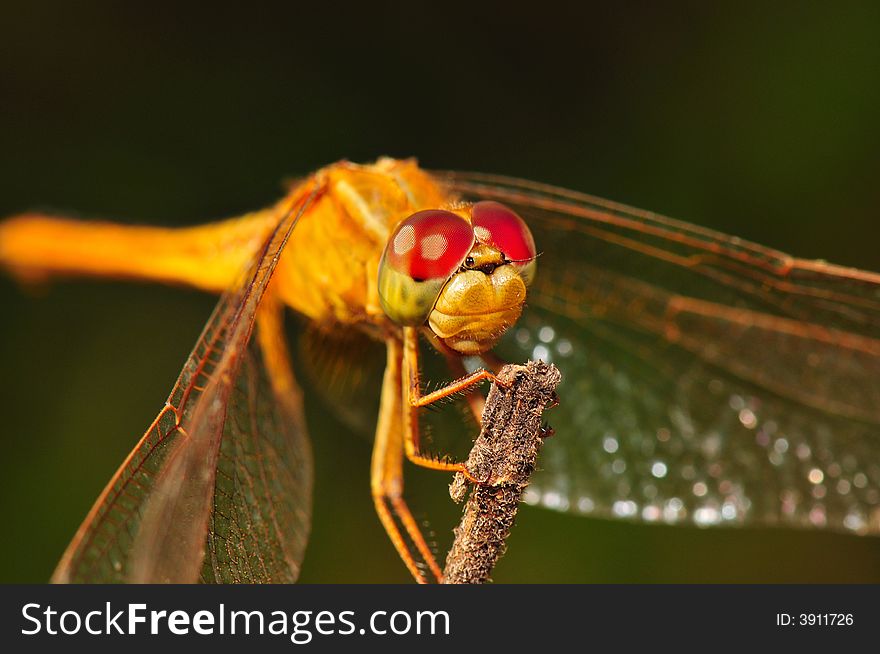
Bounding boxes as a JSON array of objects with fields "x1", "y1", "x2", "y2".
[{"x1": 443, "y1": 360, "x2": 561, "y2": 584}]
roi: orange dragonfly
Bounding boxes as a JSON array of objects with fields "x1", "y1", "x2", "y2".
[{"x1": 2, "y1": 157, "x2": 879, "y2": 583}]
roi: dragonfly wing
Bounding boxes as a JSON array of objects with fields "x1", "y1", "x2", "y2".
[
  {"x1": 199, "y1": 295, "x2": 313, "y2": 583},
  {"x1": 52, "y1": 182, "x2": 322, "y2": 583},
  {"x1": 442, "y1": 171, "x2": 880, "y2": 535}
]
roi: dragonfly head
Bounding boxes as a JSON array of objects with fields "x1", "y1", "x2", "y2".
[{"x1": 378, "y1": 201, "x2": 536, "y2": 355}]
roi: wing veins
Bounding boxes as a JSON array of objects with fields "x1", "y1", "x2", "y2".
[{"x1": 53, "y1": 181, "x2": 322, "y2": 583}]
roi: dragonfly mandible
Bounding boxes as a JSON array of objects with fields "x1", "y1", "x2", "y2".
[{"x1": 1, "y1": 157, "x2": 879, "y2": 583}]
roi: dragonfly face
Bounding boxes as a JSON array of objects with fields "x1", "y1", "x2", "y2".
[{"x1": 377, "y1": 200, "x2": 537, "y2": 354}]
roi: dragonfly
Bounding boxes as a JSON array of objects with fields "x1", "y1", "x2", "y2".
[{"x1": 1, "y1": 157, "x2": 879, "y2": 584}]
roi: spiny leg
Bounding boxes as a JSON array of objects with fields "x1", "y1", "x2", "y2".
[
  {"x1": 402, "y1": 327, "x2": 506, "y2": 479},
  {"x1": 421, "y1": 329, "x2": 488, "y2": 425},
  {"x1": 445, "y1": 347, "x2": 513, "y2": 423},
  {"x1": 373, "y1": 328, "x2": 507, "y2": 581},
  {"x1": 371, "y1": 338, "x2": 444, "y2": 583}
]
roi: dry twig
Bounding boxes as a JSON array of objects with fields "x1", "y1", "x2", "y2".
[{"x1": 443, "y1": 360, "x2": 561, "y2": 584}]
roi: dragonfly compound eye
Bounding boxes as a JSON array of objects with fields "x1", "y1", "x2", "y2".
[
  {"x1": 378, "y1": 209, "x2": 475, "y2": 326},
  {"x1": 471, "y1": 201, "x2": 537, "y2": 285}
]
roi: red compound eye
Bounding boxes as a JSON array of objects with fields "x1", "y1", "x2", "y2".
[
  {"x1": 384, "y1": 210, "x2": 474, "y2": 281},
  {"x1": 471, "y1": 201, "x2": 536, "y2": 262}
]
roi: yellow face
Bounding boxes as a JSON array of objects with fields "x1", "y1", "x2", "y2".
[{"x1": 377, "y1": 202, "x2": 536, "y2": 354}]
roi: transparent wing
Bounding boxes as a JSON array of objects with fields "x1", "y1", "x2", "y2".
[
  {"x1": 52, "y1": 181, "x2": 322, "y2": 583},
  {"x1": 199, "y1": 294, "x2": 313, "y2": 583},
  {"x1": 442, "y1": 171, "x2": 880, "y2": 535}
]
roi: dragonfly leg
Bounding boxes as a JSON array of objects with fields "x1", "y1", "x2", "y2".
[
  {"x1": 422, "y1": 329, "x2": 488, "y2": 426},
  {"x1": 371, "y1": 338, "x2": 444, "y2": 583},
  {"x1": 402, "y1": 327, "x2": 505, "y2": 480},
  {"x1": 442, "y1": 353, "x2": 486, "y2": 425}
]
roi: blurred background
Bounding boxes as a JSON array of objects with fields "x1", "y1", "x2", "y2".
[{"x1": 1, "y1": 2, "x2": 879, "y2": 582}]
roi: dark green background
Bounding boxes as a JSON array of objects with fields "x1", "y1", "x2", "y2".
[{"x1": 2, "y1": 2, "x2": 879, "y2": 582}]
